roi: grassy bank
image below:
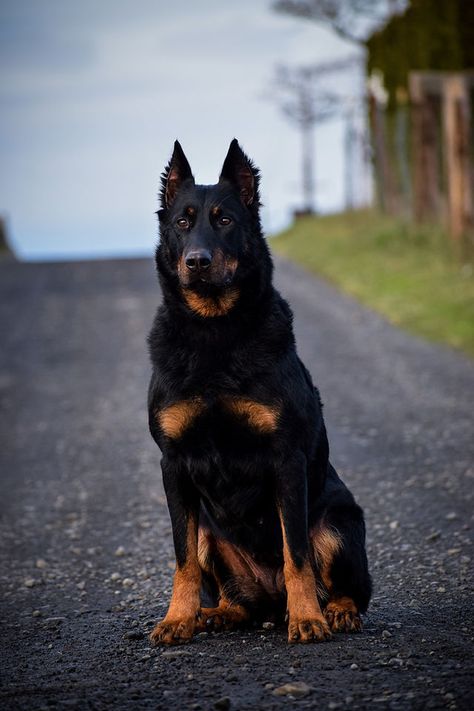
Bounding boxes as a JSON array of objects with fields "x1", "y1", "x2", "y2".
[{"x1": 271, "y1": 210, "x2": 474, "y2": 357}]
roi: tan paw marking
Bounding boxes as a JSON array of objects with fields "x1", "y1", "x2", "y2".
[
  {"x1": 149, "y1": 616, "x2": 196, "y2": 645},
  {"x1": 287, "y1": 614, "x2": 332, "y2": 643},
  {"x1": 324, "y1": 597, "x2": 362, "y2": 633}
]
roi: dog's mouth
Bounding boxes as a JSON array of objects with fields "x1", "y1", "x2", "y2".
[
  {"x1": 181, "y1": 278, "x2": 240, "y2": 318},
  {"x1": 192, "y1": 271, "x2": 234, "y2": 287},
  {"x1": 182, "y1": 275, "x2": 234, "y2": 296}
]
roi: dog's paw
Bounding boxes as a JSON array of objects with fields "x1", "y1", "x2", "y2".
[
  {"x1": 195, "y1": 609, "x2": 229, "y2": 632},
  {"x1": 324, "y1": 598, "x2": 362, "y2": 633},
  {"x1": 149, "y1": 617, "x2": 195, "y2": 645},
  {"x1": 196, "y1": 604, "x2": 249, "y2": 632},
  {"x1": 287, "y1": 614, "x2": 331, "y2": 643}
]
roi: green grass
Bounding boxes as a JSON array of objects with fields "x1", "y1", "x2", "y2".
[{"x1": 271, "y1": 210, "x2": 474, "y2": 357}]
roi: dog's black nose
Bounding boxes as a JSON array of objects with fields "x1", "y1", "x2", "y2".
[{"x1": 185, "y1": 250, "x2": 212, "y2": 272}]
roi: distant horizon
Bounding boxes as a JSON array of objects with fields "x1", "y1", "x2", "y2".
[{"x1": 4, "y1": 206, "x2": 371, "y2": 262}]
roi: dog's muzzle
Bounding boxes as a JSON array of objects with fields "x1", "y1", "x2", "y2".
[{"x1": 184, "y1": 249, "x2": 212, "y2": 273}]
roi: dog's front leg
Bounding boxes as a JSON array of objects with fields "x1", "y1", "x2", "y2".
[
  {"x1": 277, "y1": 453, "x2": 331, "y2": 643},
  {"x1": 150, "y1": 457, "x2": 201, "y2": 645}
]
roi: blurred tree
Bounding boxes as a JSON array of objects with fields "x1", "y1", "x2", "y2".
[
  {"x1": 0, "y1": 218, "x2": 7, "y2": 253},
  {"x1": 0, "y1": 216, "x2": 14, "y2": 258},
  {"x1": 366, "y1": 0, "x2": 474, "y2": 235},
  {"x1": 273, "y1": 0, "x2": 406, "y2": 44},
  {"x1": 271, "y1": 58, "x2": 359, "y2": 213},
  {"x1": 367, "y1": 0, "x2": 474, "y2": 107}
]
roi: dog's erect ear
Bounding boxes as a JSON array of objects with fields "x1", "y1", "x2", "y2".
[
  {"x1": 160, "y1": 141, "x2": 194, "y2": 208},
  {"x1": 219, "y1": 139, "x2": 259, "y2": 207}
]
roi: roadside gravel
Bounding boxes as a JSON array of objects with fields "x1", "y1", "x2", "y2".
[{"x1": 0, "y1": 256, "x2": 472, "y2": 710}]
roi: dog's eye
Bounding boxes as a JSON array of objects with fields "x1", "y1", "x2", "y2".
[
  {"x1": 176, "y1": 218, "x2": 189, "y2": 229},
  {"x1": 219, "y1": 217, "x2": 232, "y2": 226}
]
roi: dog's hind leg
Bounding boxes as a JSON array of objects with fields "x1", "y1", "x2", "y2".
[
  {"x1": 311, "y1": 502, "x2": 371, "y2": 633},
  {"x1": 196, "y1": 527, "x2": 255, "y2": 631}
]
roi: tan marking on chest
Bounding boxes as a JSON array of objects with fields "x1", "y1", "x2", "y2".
[
  {"x1": 221, "y1": 396, "x2": 280, "y2": 433},
  {"x1": 156, "y1": 398, "x2": 205, "y2": 439},
  {"x1": 182, "y1": 287, "x2": 239, "y2": 318}
]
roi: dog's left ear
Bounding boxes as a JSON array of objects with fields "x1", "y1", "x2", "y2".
[{"x1": 219, "y1": 139, "x2": 259, "y2": 207}]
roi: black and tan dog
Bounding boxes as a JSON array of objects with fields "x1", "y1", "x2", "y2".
[{"x1": 147, "y1": 140, "x2": 371, "y2": 645}]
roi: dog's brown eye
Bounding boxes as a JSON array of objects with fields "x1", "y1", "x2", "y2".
[
  {"x1": 219, "y1": 217, "x2": 232, "y2": 226},
  {"x1": 176, "y1": 218, "x2": 189, "y2": 229}
]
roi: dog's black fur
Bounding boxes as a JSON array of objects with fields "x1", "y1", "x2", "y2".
[{"x1": 147, "y1": 140, "x2": 371, "y2": 644}]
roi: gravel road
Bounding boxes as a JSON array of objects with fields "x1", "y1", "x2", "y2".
[{"x1": 1, "y1": 255, "x2": 473, "y2": 710}]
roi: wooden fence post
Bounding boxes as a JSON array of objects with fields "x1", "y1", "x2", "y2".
[
  {"x1": 442, "y1": 74, "x2": 473, "y2": 241},
  {"x1": 409, "y1": 72, "x2": 444, "y2": 224}
]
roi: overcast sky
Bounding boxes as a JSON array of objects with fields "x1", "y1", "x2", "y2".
[{"x1": 0, "y1": 0, "x2": 365, "y2": 260}]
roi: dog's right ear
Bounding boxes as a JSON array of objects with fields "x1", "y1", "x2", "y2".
[{"x1": 160, "y1": 141, "x2": 194, "y2": 209}]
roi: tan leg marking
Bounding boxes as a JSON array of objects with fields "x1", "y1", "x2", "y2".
[
  {"x1": 279, "y1": 510, "x2": 331, "y2": 643},
  {"x1": 150, "y1": 517, "x2": 201, "y2": 645},
  {"x1": 197, "y1": 526, "x2": 212, "y2": 574},
  {"x1": 155, "y1": 397, "x2": 205, "y2": 439},
  {"x1": 311, "y1": 524, "x2": 343, "y2": 593},
  {"x1": 324, "y1": 596, "x2": 362, "y2": 633},
  {"x1": 221, "y1": 396, "x2": 280, "y2": 433},
  {"x1": 182, "y1": 287, "x2": 239, "y2": 318}
]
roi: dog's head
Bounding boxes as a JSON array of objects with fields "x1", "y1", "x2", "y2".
[{"x1": 156, "y1": 140, "x2": 270, "y2": 316}]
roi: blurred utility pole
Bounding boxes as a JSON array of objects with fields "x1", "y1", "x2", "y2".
[
  {"x1": 301, "y1": 103, "x2": 315, "y2": 214},
  {"x1": 271, "y1": 58, "x2": 358, "y2": 214},
  {"x1": 344, "y1": 103, "x2": 357, "y2": 210}
]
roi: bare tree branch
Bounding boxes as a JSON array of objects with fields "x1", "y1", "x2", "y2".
[
  {"x1": 274, "y1": 64, "x2": 341, "y2": 126},
  {"x1": 268, "y1": 58, "x2": 361, "y2": 212},
  {"x1": 271, "y1": 57, "x2": 361, "y2": 127},
  {"x1": 273, "y1": 0, "x2": 407, "y2": 44}
]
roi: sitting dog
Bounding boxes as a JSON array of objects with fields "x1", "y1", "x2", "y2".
[{"x1": 147, "y1": 139, "x2": 371, "y2": 644}]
